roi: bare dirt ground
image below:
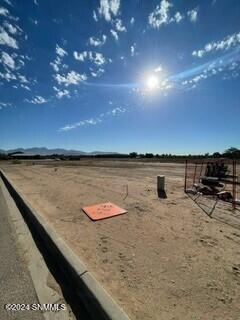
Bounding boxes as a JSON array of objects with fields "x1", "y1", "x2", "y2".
[{"x1": 1, "y1": 160, "x2": 240, "y2": 320}]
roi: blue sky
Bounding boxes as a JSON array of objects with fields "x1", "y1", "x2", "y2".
[{"x1": 0, "y1": 0, "x2": 239, "y2": 154}]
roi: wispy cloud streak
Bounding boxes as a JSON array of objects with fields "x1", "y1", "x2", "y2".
[
  {"x1": 82, "y1": 48, "x2": 240, "y2": 91},
  {"x1": 169, "y1": 47, "x2": 240, "y2": 82},
  {"x1": 59, "y1": 107, "x2": 126, "y2": 132},
  {"x1": 192, "y1": 32, "x2": 240, "y2": 58}
]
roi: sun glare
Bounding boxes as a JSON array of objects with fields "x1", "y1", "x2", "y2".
[{"x1": 146, "y1": 75, "x2": 159, "y2": 90}]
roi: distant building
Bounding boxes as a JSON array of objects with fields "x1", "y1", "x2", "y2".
[{"x1": 9, "y1": 153, "x2": 43, "y2": 159}]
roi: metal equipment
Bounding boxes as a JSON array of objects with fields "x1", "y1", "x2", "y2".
[{"x1": 184, "y1": 159, "x2": 239, "y2": 210}]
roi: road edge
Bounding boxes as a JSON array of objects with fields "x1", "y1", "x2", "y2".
[{"x1": 0, "y1": 177, "x2": 74, "y2": 320}]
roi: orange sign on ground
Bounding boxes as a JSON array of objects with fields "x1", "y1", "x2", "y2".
[{"x1": 82, "y1": 202, "x2": 127, "y2": 221}]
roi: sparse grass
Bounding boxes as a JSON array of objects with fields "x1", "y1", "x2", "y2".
[{"x1": 12, "y1": 159, "x2": 22, "y2": 164}]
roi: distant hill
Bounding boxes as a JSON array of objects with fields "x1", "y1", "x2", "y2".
[{"x1": 0, "y1": 147, "x2": 118, "y2": 156}]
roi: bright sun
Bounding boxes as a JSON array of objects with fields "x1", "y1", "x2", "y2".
[{"x1": 146, "y1": 75, "x2": 159, "y2": 90}]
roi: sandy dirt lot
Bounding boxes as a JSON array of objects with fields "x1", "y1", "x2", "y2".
[{"x1": 1, "y1": 160, "x2": 240, "y2": 320}]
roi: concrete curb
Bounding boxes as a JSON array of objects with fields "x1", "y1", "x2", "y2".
[
  {"x1": 0, "y1": 177, "x2": 73, "y2": 320},
  {"x1": 0, "y1": 169, "x2": 130, "y2": 320}
]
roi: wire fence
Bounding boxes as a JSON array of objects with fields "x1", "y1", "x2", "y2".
[{"x1": 184, "y1": 159, "x2": 239, "y2": 210}]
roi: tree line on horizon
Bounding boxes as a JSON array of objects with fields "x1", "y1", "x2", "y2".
[
  {"x1": 0, "y1": 147, "x2": 239, "y2": 160},
  {"x1": 128, "y1": 147, "x2": 240, "y2": 159}
]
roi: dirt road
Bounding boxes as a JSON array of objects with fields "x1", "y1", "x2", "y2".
[{"x1": 1, "y1": 160, "x2": 240, "y2": 320}]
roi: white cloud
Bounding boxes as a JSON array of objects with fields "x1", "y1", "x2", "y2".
[
  {"x1": 193, "y1": 49, "x2": 204, "y2": 58},
  {"x1": 115, "y1": 18, "x2": 126, "y2": 32},
  {"x1": 149, "y1": 0, "x2": 184, "y2": 28},
  {"x1": 25, "y1": 96, "x2": 47, "y2": 104},
  {"x1": 108, "y1": 107, "x2": 126, "y2": 116},
  {"x1": 55, "y1": 88, "x2": 70, "y2": 99},
  {"x1": 0, "y1": 30, "x2": 28, "y2": 90},
  {"x1": 93, "y1": 10, "x2": 98, "y2": 21},
  {"x1": 34, "y1": 0, "x2": 38, "y2": 6},
  {"x1": 98, "y1": 0, "x2": 120, "y2": 21},
  {"x1": 29, "y1": 18, "x2": 38, "y2": 25},
  {"x1": 0, "y1": 102, "x2": 12, "y2": 109},
  {"x1": 0, "y1": 6, "x2": 18, "y2": 21},
  {"x1": 130, "y1": 43, "x2": 137, "y2": 57},
  {"x1": 53, "y1": 86, "x2": 70, "y2": 99},
  {"x1": 130, "y1": 45, "x2": 134, "y2": 56},
  {"x1": 3, "y1": 22, "x2": 18, "y2": 34},
  {"x1": 60, "y1": 118, "x2": 102, "y2": 131},
  {"x1": 228, "y1": 61, "x2": 239, "y2": 71},
  {"x1": 21, "y1": 54, "x2": 31, "y2": 61},
  {"x1": 50, "y1": 46, "x2": 68, "y2": 76},
  {"x1": 50, "y1": 61, "x2": 60, "y2": 72},
  {"x1": 174, "y1": 12, "x2": 183, "y2": 23},
  {"x1": 149, "y1": 0, "x2": 172, "y2": 28},
  {"x1": 0, "y1": 27, "x2": 18, "y2": 48},
  {"x1": 3, "y1": 0, "x2": 13, "y2": 7},
  {"x1": 90, "y1": 67, "x2": 105, "y2": 78},
  {"x1": 89, "y1": 34, "x2": 107, "y2": 47},
  {"x1": 187, "y1": 8, "x2": 198, "y2": 22},
  {"x1": 20, "y1": 84, "x2": 30, "y2": 90},
  {"x1": 154, "y1": 65, "x2": 162, "y2": 72},
  {"x1": 18, "y1": 74, "x2": 29, "y2": 83},
  {"x1": 182, "y1": 72, "x2": 211, "y2": 87},
  {"x1": 50, "y1": 55, "x2": 62, "y2": 72},
  {"x1": 74, "y1": 51, "x2": 107, "y2": 66},
  {"x1": 110, "y1": 29, "x2": 118, "y2": 40},
  {"x1": 73, "y1": 51, "x2": 88, "y2": 61},
  {"x1": 108, "y1": 0, "x2": 120, "y2": 15},
  {"x1": 90, "y1": 52, "x2": 106, "y2": 65},
  {"x1": 192, "y1": 32, "x2": 240, "y2": 58},
  {"x1": 54, "y1": 71, "x2": 87, "y2": 86},
  {"x1": 181, "y1": 55, "x2": 240, "y2": 88},
  {"x1": 0, "y1": 7, "x2": 9, "y2": 16},
  {"x1": 59, "y1": 106, "x2": 126, "y2": 132},
  {"x1": 130, "y1": 17, "x2": 135, "y2": 25},
  {"x1": 0, "y1": 44, "x2": 29, "y2": 85},
  {"x1": 98, "y1": 67, "x2": 105, "y2": 74},
  {"x1": 0, "y1": 71, "x2": 16, "y2": 81},
  {"x1": 56, "y1": 44, "x2": 67, "y2": 57},
  {"x1": 0, "y1": 51, "x2": 15, "y2": 69}
]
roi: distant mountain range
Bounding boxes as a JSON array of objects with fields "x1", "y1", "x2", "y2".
[{"x1": 0, "y1": 147, "x2": 119, "y2": 156}]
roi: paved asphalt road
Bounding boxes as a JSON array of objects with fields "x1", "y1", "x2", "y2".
[{"x1": 0, "y1": 183, "x2": 44, "y2": 320}]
